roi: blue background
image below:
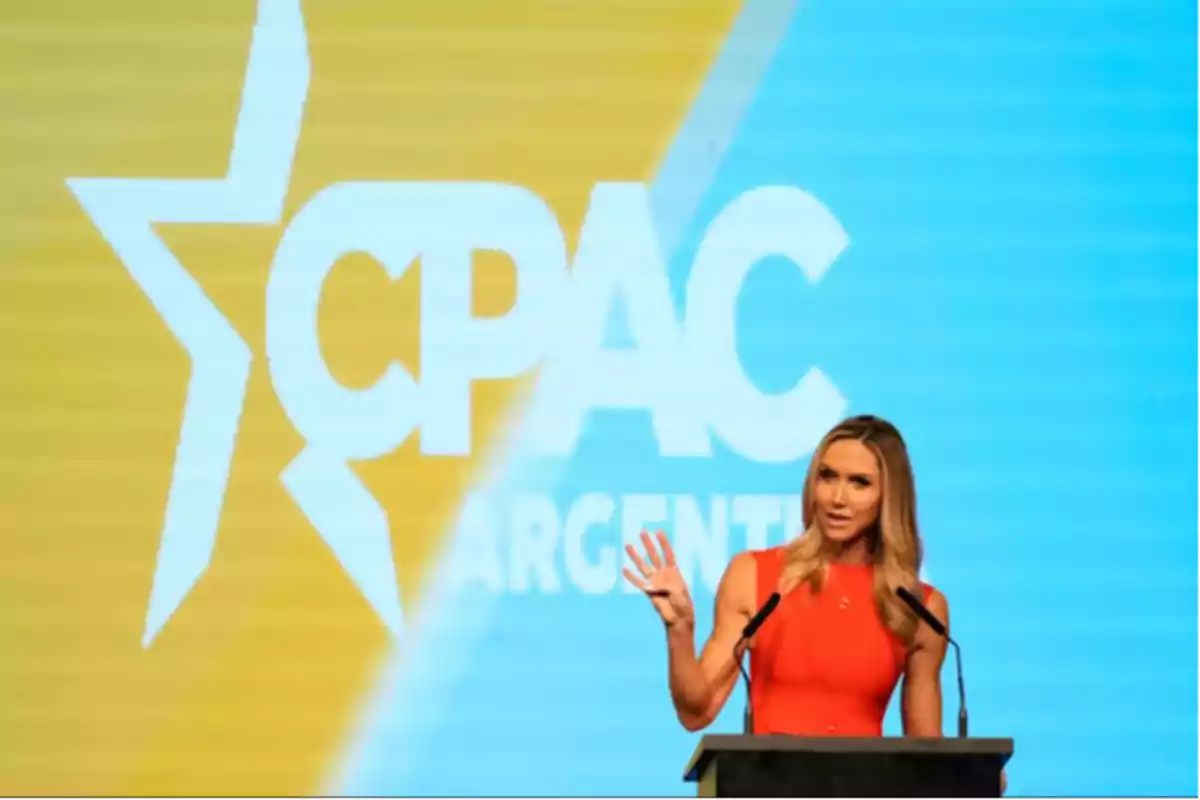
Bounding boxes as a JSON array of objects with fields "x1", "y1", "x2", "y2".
[{"x1": 335, "y1": 1, "x2": 1197, "y2": 796}]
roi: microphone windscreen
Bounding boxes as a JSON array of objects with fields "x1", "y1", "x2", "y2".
[{"x1": 896, "y1": 586, "x2": 947, "y2": 637}]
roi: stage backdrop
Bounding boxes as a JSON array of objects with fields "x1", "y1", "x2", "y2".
[{"x1": 1, "y1": 0, "x2": 1195, "y2": 796}]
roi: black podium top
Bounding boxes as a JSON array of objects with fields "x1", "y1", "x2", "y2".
[{"x1": 684, "y1": 734, "x2": 1014, "y2": 782}]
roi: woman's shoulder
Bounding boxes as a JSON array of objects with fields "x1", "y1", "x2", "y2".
[
  {"x1": 746, "y1": 544, "x2": 789, "y2": 564},
  {"x1": 716, "y1": 546, "x2": 783, "y2": 590},
  {"x1": 911, "y1": 579, "x2": 949, "y2": 627},
  {"x1": 725, "y1": 545, "x2": 786, "y2": 570},
  {"x1": 723, "y1": 546, "x2": 790, "y2": 604},
  {"x1": 722, "y1": 547, "x2": 769, "y2": 584},
  {"x1": 921, "y1": 581, "x2": 947, "y2": 607},
  {"x1": 914, "y1": 576, "x2": 945, "y2": 603},
  {"x1": 729, "y1": 545, "x2": 788, "y2": 582}
]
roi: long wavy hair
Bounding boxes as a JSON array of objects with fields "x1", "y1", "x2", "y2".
[{"x1": 778, "y1": 415, "x2": 925, "y2": 644}]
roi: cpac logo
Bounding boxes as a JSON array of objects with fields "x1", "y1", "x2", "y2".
[{"x1": 66, "y1": 0, "x2": 849, "y2": 647}]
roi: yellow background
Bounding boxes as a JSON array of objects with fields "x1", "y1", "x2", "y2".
[{"x1": 0, "y1": 0, "x2": 742, "y2": 794}]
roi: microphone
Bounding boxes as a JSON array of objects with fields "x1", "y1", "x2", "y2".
[
  {"x1": 897, "y1": 586, "x2": 968, "y2": 737},
  {"x1": 734, "y1": 591, "x2": 781, "y2": 735},
  {"x1": 743, "y1": 591, "x2": 781, "y2": 639}
]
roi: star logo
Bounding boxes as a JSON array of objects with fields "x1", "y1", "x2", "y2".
[{"x1": 66, "y1": 0, "x2": 402, "y2": 647}]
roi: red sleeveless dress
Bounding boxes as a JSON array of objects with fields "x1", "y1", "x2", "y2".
[{"x1": 748, "y1": 546, "x2": 932, "y2": 736}]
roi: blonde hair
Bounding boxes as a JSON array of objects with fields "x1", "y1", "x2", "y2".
[{"x1": 778, "y1": 415, "x2": 924, "y2": 644}]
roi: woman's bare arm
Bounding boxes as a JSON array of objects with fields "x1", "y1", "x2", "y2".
[
  {"x1": 665, "y1": 552, "x2": 756, "y2": 730},
  {"x1": 901, "y1": 588, "x2": 949, "y2": 737}
]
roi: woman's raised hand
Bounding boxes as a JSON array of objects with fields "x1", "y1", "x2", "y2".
[{"x1": 623, "y1": 529, "x2": 695, "y2": 630}]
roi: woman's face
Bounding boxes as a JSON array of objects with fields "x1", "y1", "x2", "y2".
[{"x1": 813, "y1": 438, "x2": 882, "y2": 543}]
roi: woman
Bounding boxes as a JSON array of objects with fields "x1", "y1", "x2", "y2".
[{"x1": 623, "y1": 414, "x2": 949, "y2": 738}]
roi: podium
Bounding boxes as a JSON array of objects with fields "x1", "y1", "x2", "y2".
[{"x1": 683, "y1": 734, "x2": 1013, "y2": 797}]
